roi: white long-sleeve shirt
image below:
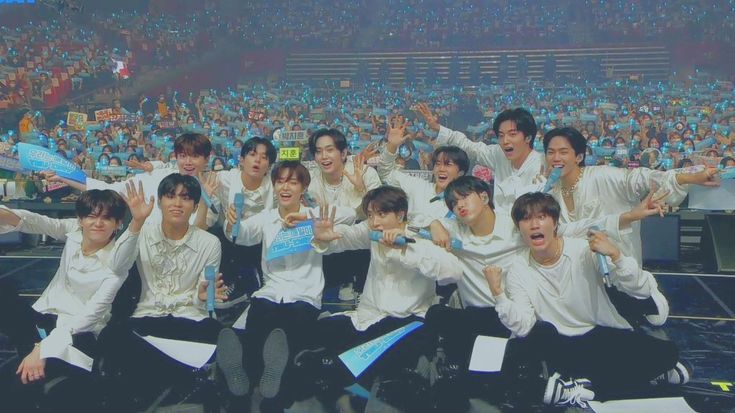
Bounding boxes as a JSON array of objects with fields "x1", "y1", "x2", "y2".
[
  {"x1": 435, "y1": 125, "x2": 544, "y2": 213},
  {"x1": 546, "y1": 165, "x2": 688, "y2": 263},
  {"x1": 307, "y1": 155, "x2": 381, "y2": 220},
  {"x1": 495, "y1": 237, "x2": 653, "y2": 338},
  {"x1": 216, "y1": 169, "x2": 274, "y2": 227},
  {"x1": 230, "y1": 206, "x2": 356, "y2": 309},
  {"x1": 377, "y1": 148, "x2": 449, "y2": 227},
  {"x1": 87, "y1": 165, "x2": 219, "y2": 228},
  {"x1": 317, "y1": 222, "x2": 462, "y2": 330},
  {"x1": 439, "y1": 212, "x2": 625, "y2": 308},
  {"x1": 0, "y1": 207, "x2": 138, "y2": 366},
  {"x1": 134, "y1": 223, "x2": 221, "y2": 321}
]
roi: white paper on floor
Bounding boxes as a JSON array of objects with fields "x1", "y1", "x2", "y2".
[
  {"x1": 467, "y1": 335, "x2": 508, "y2": 373},
  {"x1": 689, "y1": 180, "x2": 735, "y2": 210},
  {"x1": 136, "y1": 334, "x2": 216, "y2": 368},
  {"x1": 589, "y1": 397, "x2": 697, "y2": 413}
]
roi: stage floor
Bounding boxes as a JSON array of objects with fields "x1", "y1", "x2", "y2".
[{"x1": 1, "y1": 245, "x2": 734, "y2": 413}]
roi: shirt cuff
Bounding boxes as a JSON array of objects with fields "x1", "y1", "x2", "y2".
[{"x1": 0, "y1": 206, "x2": 22, "y2": 234}]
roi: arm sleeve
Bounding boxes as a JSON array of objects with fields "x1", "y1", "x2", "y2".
[
  {"x1": 229, "y1": 210, "x2": 267, "y2": 246},
  {"x1": 606, "y1": 253, "x2": 653, "y2": 299},
  {"x1": 384, "y1": 241, "x2": 462, "y2": 286},
  {"x1": 9, "y1": 208, "x2": 77, "y2": 241},
  {"x1": 317, "y1": 222, "x2": 372, "y2": 255},
  {"x1": 494, "y1": 267, "x2": 537, "y2": 337},
  {"x1": 106, "y1": 229, "x2": 141, "y2": 276},
  {"x1": 435, "y1": 125, "x2": 504, "y2": 169}
]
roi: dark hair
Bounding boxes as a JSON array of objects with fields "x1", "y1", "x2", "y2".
[
  {"x1": 511, "y1": 192, "x2": 561, "y2": 228},
  {"x1": 493, "y1": 108, "x2": 538, "y2": 148},
  {"x1": 75, "y1": 189, "x2": 127, "y2": 222},
  {"x1": 431, "y1": 146, "x2": 470, "y2": 174},
  {"x1": 444, "y1": 176, "x2": 494, "y2": 211},
  {"x1": 271, "y1": 161, "x2": 311, "y2": 187},
  {"x1": 361, "y1": 186, "x2": 408, "y2": 218},
  {"x1": 157, "y1": 173, "x2": 202, "y2": 204},
  {"x1": 174, "y1": 133, "x2": 212, "y2": 158},
  {"x1": 720, "y1": 156, "x2": 735, "y2": 168},
  {"x1": 308, "y1": 128, "x2": 347, "y2": 156},
  {"x1": 543, "y1": 127, "x2": 587, "y2": 166},
  {"x1": 241, "y1": 136, "x2": 277, "y2": 165}
]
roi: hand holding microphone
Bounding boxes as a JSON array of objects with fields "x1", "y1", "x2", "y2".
[
  {"x1": 369, "y1": 229, "x2": 415, "y2": 248},
  {"x1": 408, "y1": 225, "x2": 463, "y2": 250},
  {"x1": 588, "y1": 226, "x2": 621, "y2": 287},
  {"x1": 231, "y1": 192, "x2": 245, "y2": 243},
  {"x1": 543, "y1": 166, "x2": 563, "y2": 193}
]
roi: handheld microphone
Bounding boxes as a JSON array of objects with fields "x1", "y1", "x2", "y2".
[
  {"x1": 205, "y1": 266, "x2": 216, "y2": 318},
  {"x1": 369, "y1": 230, "x2": 416, "y2": 246},
  {"x1": 543, "y1": 167, "x2": 563, "y2": 193},
  {"x1": 407, "y1": 225, "x2": 463, "y2": 250},
  {"x1": 589, "y1": 225, "x2": 611, "y2": 287},
  {"x1": 429, "y1": 192, "x2": 445, "y2": 203},
  {"x1": 232, "y1": 192, "x2": 245, "y2": 243}
]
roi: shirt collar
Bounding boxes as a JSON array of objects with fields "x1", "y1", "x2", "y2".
[
  {"x1": 69, "y1": 230, "x2": 117, "y2": 260},
  {"x1": 150, "y1": 223, "x2": 199, "y2": 252}
]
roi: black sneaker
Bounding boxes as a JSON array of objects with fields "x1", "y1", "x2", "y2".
[
  {"x1": 260, "y1": 328, "x2": 289, "y2": 399},
  {"x1": 543, "y1": 372, "x2": 595, "y2": 408},
  {"x1": 216, "y1": 328, "x2": 249, "y2": 397},
  {"x1": 650, "y1": 361, "x2": 691, "y2": 385}
]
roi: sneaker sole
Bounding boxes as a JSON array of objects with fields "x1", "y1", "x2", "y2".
[
  {"x1": 543, "y1": 372, "x2": 561, "y2": 405},
  {"x1": 216, "y1": 329, "x2": 249, "y2": 396},
  {"x1": 645, "y1": 286, "x2": 669, "y2": 326},
  {"x1": 260, "y1": 328, "x2": 289, "y2": 399}
]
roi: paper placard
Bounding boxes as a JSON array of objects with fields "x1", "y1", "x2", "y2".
[
  {"x1": 275, "y1": 130, "x2": 307, "y2": 142},
  {"x1": 137, "y1": 334, "x2": 216, "y2": 369},
  {"x1": 279, "y1": 147, "x2": 301, "y2": 161},
  {"x1": 0, "y1": 154, "x2": 22, "y2": 172},
  {"x1": 688, "y1": 180, "x2": 735, "y2": 210},
  {"x1": 66, "y1": 112, "x2": 88, "y2": 131},
  {"x1": 17, "y1": 143, "x2": 86, "y2": 184},
  {"x1": 338, "y1": 321, "x2": 423, "y2": 377},
  {"x1": 266, "y1": 220, "x2": 314, "y2": 261},
  {"x1": 94, "y1": 108, "x2": 114, "y2": 121},
  {"x1": 588, "y1": 397, "x2": 697, "y2": 413},
  {"x1": 468, "y1": 335, "x2": 508, "y2": 373}
]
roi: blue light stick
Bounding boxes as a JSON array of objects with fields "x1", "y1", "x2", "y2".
[
  {"x1": 369, "y1": 230, "x2": 415, "y2": 246},
  {"x1": 589, "y1": 225, "x2": 611, "y2": 287}
]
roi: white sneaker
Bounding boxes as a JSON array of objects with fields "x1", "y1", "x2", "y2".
[
  {"x1": 645, "y1": 285, "x2": 670, "y2": 326},
  {"x1": 651, "y1": 361, "x2": 691, "y2": 385},
  {"x1": 338, "y1": 283, "x2": 357, "y2": 301},
  {"x1": 543, "y1": 372, "x2": 595, "y2": 408}
]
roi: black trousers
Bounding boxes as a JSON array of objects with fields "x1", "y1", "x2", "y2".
[
  {"x1": 519, "y1": 322, "x2": 679, "y2": 399},
  {"x1": 0, "y1": 280, "x2": 98, "y2": 412},
  {"x1": 99, "y1": 315, "x2": 222, "y2": 398},
  {"x1": 240, "y1": 297, "x2": 320, "y2": 407},
  {"x1": 212, "y1": 225, "x2": 263, "y2": 296},
  {"x1": 322, "y1": 249, "x2": 371, "y2": 292},
  {"x1": 424, "y1": 304, "x2": 512, "y2": 368}
]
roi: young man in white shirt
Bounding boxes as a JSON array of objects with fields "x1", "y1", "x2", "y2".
[
  {"x1": 299, "y1": 185, "x2": 463, "y2": 412},
  {"x1": 307, "y1": 128, "x2": 381, "y2": 301},
  {"x1": 378, "y1": 117, "x2": 469, "y2": 227},
  {"x1": 216, "y1": 137, "x2": 278, "y2": 308},
  {"x1": 417, "y1": 103, "x2": 544, "y2": 213},
  {"x1": 542, "y1": 126, "x2": 719, "y2": 327},
  {"x1": 424, "y1": 176, "x2": 666, "y2": 410},
  {"x1": 99, "y1": 174, "x2": 228, "y2": 409},
  {"x1": 0, "y1": 185, "x2": 152, "y2": 412},
  {"x1": 486, "y1": 192, "x2": 688, "y2": 408},
  {"x1": 220, "y1": 161, "x2": 355, "y2": 413},
  {"x1": 51, "y1": 133, "x2": 219, "y2": 230}
]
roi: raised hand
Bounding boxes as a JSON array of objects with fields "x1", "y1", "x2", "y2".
[
  {"x1": 343, "y1": 152, "x2": 367, "y2": 193},
  {"x1": 122, "y1": 181, "x2": 155, "y2": 225},
  {"x1": 309, "y1": 203, "x2": 342, "y2": 243},
  {"x1": 482, "y1": 265, "x2": 504, "y2": 297},
  {"x1": 386, "y1": 115, "x2": 410, "y2": 153},
  {"x1": 125, "y1": 159, "x2": 153, "y2": 173},
  {"x1": 361, "y1": 142, "x2": 379, "y2": 160},
  {"x1": 416, "y1": 103, "x2": 440, "y2": 132},
  {"x1": 429, "y1": 220, "x2": 452, "y2": 251},
  {"x1": 587, "y1": 229, "x2": 621, "y2": 262},
  {"x1": 198, "y1": 171, "x2": 219, "y2": 197}
]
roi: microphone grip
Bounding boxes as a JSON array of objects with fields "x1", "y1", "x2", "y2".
[
  {"x1": 416, "y1": 228, "x2": 463, "y2": 250},
  {"x1": 596, "y1": 253, "x2": 611, "y2": 286},
  {"x1": 204, "y1": 266, "x2": 216, "y2": 316},
  {"x1": 369, "y1": 230, "x2": 410, "y2": 246}
]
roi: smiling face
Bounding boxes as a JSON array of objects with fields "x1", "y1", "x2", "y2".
[
  {"x1": 314, "y1": 135, "x2": 346, "y2": 176},
  {"x1": 79, "y1": 210, "x2": 120, "y2": 247},
  {"x1": 433, "y1": 152, "x2": 462, "y2": 191},
  {"x1": 159, "y1": 184, "x2": 197, "y2": 225},
  {"x1": 274, "y1": 168, "x2": 306, "y2": 210},
  {"x1": 545, "y1": 136, "x2": 583, "y2": 180},
  {"x1": 176, "y1": 152, "x2": 208, "y2": 176},
  {"x1": 497, "y1": 120, "x2": 531, "y2": 164}
]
